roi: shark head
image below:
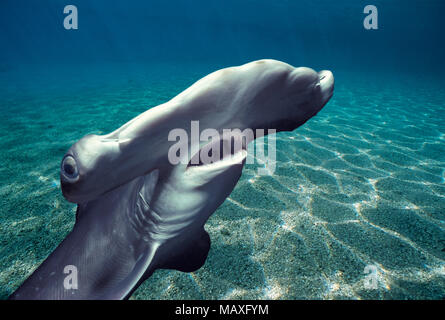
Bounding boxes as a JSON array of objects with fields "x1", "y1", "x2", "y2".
[
  {"x1": 60, "y1": 59, "x2": 334, "y2": 204},
  {"x1": 60, "y1": 134, "x2": 121, "y2": 203},
  {"x1": 225, "y1": 59, "x2": 334, "y2": 131}
]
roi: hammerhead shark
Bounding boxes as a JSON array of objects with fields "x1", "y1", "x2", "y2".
[{"x1": 9, "y1": 59, "x2": 334, "y2": 299}]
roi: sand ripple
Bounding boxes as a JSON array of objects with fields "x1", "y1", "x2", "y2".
[{"x1": 0, "y1": 69, "x2": 444, "y2": 299}]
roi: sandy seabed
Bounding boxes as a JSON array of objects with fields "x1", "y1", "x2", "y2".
[{"x1": 0, "y1": 66, "x2": 444, "y2": 299}]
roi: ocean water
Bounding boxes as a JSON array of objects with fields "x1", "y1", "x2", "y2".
[{"x1": 0, "y1": 1, "x2": 444, "y2": 300}]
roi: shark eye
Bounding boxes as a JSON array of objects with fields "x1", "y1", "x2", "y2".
[{"x1": 61, "y1": 155, "x2": 79, "y2": 181}]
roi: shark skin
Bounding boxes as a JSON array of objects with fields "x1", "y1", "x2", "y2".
[
  {"x1": 59, "y1": 59, "x2": 334, "y2": 204},
  {"x1": 9, "y1": 59, "x2": 334, "y2": 299},
  {"x1": 10, "y1": 136, "x2": 248, "y2": 299}
]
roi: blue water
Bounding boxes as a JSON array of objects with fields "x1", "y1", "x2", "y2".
[{"x1": 0, "y1": 0, "x2": 444, "y2": 299}]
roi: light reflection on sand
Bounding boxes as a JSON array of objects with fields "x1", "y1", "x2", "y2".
[{"x1": 0, "y1": 68, "x2": 444, "y2": 299}]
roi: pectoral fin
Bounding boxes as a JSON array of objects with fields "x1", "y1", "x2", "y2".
[{"x1": 161, "y1": 228, "x2": 211, "y2": 273}]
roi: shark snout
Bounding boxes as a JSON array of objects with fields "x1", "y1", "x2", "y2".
[{"x1": 318, "y1": 70, "x2": 334, "y2": 104}]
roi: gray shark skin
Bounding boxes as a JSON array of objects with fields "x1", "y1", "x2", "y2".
[
  {"x1": 60, "y1": 60, "x2": 334, "y2": 204},
  {"x1": 11, "y1": 137, "x2": 247, "y2": 299},
  {"x1": 9, "y1": 59, "x2": 334, "y2": 300}
]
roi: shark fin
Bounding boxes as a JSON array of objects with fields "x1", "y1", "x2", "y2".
[{"x1": 162, "y1": 228, "x2": 211, "y2": 273}]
